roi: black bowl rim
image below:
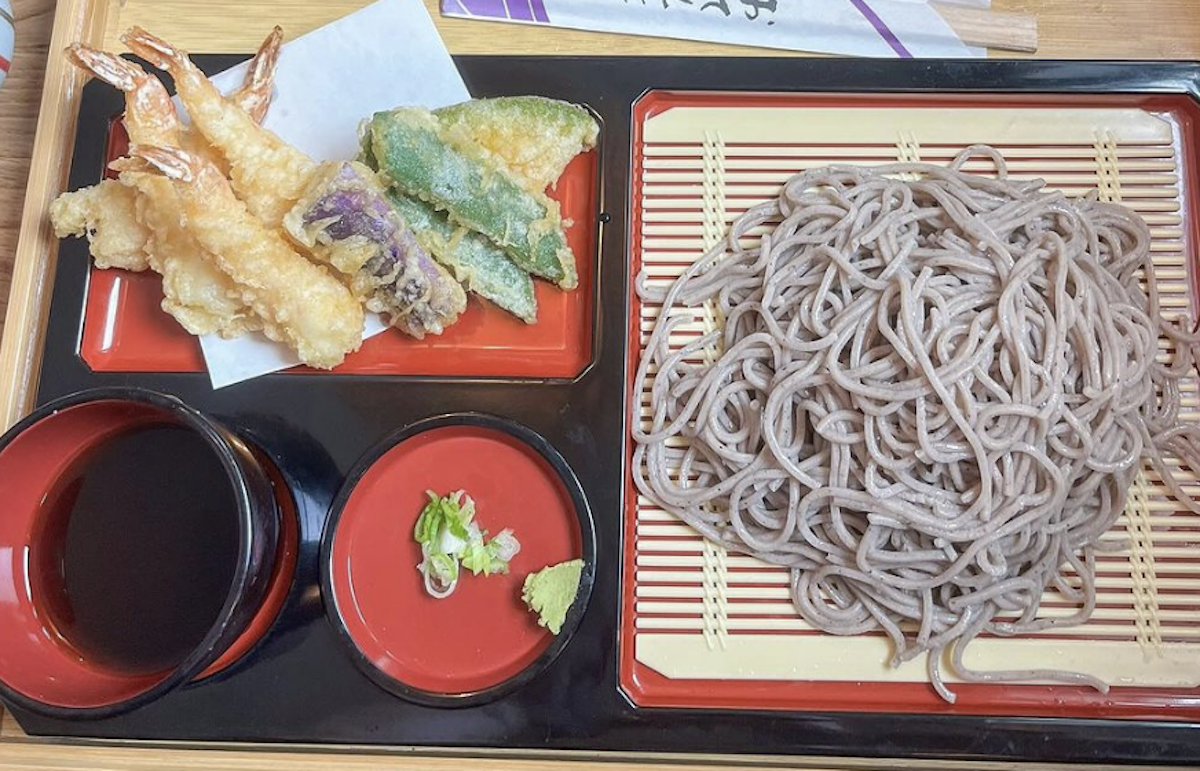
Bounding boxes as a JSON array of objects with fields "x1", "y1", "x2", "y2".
[
  {"x1": 186, "y1": 439, "x2": 300, "y2": 686},
  {"x1": 0, "y1": 386, "x2": 263, "y2": 720},
  {"x1": 320, "y1": 412, "x2": 598, "y2": 709}
]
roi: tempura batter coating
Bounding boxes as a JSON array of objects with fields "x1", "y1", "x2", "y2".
[
  {"x1": 179, "y1": 25, "x2": 283, "y2": 178},
  {"x1": 131, "y1": 175, "x2": 258, "y2": 336},
  {"x1": 49, "y1": 180, "x2": 149, "y2": 271},
  {"x1": 122, "y1": 146, "x2": 363, "y2": 369},
  {"x1": 434, "y1": 97, "x2": 599, "y2": 193}
]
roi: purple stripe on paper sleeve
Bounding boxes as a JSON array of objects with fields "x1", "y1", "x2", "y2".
[
  {"x1": 530, "y1": 0, "x2": 550, "y2": 23},
  {"x1": 847, "y1": 0, "x2": 913, "y2": 58},
  {"x1": 443, "y1": 0, "x2": 508, "y2": 19},
  {"x1": 507, "y1": 0, "x2": 535, "y2": 22}
]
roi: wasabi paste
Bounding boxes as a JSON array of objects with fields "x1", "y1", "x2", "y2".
[{"x1": 521, "y1": 559, "x2": 584, "y2": 635}]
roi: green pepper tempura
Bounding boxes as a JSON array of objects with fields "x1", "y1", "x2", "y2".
[{"x1": 413, "y1": 490, "x2": 520, "y2": 599}]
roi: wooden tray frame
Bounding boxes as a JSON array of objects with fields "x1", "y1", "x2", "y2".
[
  {"x1": 0, "y1": 0, "x2": 106, "y2": 431},
  {"x1": 0, "y1": 1, "x2": 1193, "y2": 769}
]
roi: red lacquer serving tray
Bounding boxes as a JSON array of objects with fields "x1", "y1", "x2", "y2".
[
  {"x1": 621, "y1": 89, "x2": 1200, "y2": 720},
  {"x1": 80, "y1": 121, "x2": 598, "y2": 379}
]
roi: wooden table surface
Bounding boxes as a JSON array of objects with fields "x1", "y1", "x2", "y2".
[{"x1": 1, "y1": 0, "x2": 1199, "y2": 768}]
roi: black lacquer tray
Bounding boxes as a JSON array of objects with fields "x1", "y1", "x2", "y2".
[{"x1": 10, "y1": 55, "x2": 1200, "y2": 767}]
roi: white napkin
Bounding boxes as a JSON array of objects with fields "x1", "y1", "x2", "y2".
[{"x1": 194, "y1": 0, "x2": 470, "y2": 389}]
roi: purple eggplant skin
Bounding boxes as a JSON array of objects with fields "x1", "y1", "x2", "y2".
[{"x1": 285, "y1": 161, "x2": 466, "y2": 339}]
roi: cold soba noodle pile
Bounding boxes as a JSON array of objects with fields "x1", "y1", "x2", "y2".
[{"x1": 633, "y1": 146, "x2": 1200, "y2": 701}]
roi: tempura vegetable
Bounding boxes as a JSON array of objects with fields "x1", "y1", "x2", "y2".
[
  {"x1": 360, "y1": 130, "x2": 537, "y2": 323},
  {"x1": 389, "y1": 193, "x2": 537, "y2": 324},
  {"x1": 50, "y1": 180, "x2": 149, "y2": 272},
  {"x1": 121, "y1": 145, "x2": 363, "y2": 369},
  {"x1": 124, "y1": 26, "x2": 317, "y2": 229},
  {"x1": 413, "y1": 490, "x2": 520, "y2": 599},
  {"x1": 434, "y1": 96, "x2": 599, "y2": 194},
  {"x1": 521, "y1": 559, "x2": 584, "y2": 635},
  {"x1": 283, "y1": 161, "x2": 466, "y2": 339},
  {"x1": 368, "y1": 107, "x2": 578, "y2": 289}
]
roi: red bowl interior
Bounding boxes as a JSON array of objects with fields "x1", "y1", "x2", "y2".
[
  {"x1": 0, "y1": 401, "x2": 184, "y2": 708},
  {"x1": 329, "y1": 425, "x2": 583, "y2": 697}
]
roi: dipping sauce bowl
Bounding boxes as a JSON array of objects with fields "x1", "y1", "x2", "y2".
[{"x1": 0, "y1": 388, "x2": 282, "y2": 718}]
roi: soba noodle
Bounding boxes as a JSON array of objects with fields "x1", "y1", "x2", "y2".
[{"x1": 632, "y1": 145, "x2": 1200, "y2": 702}]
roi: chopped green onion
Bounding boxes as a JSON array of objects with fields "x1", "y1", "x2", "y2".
[{"x1": 413, "y1": 490, "x2": 521, "y2": 599}]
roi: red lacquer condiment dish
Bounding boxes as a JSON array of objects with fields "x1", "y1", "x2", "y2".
[{"x1": 321, "y1": 413, "x2": 596, "y2": 708}]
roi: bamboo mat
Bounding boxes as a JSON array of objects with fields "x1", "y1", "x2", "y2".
[{"x1": 626, "y1": 101, "x2": 1200, "y2": 712}]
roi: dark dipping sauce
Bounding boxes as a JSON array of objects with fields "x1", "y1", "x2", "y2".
[{"x1": 32, "y1": 423, "x2": 240, "y2": 675}]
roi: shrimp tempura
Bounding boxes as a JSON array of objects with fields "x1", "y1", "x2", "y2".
[
  {"x1": 51, "y1": 29, "x2": 283, "y2": 270},
  {"x1": 50, "y1": 29, "x2": 285, "y2": 337},
  {"x1": 226, "y1": 26, "x2": 283, "y2": 126},
  {"x1": 54, "y1": 47, "x2": 250, "y2": 335},
  {"x1": 120, "y1": 145, "x2": 364, "y2": 369},
  {"x1": 178, "y1": 25, "x2": 283, "y2": 177},
  {"x1": 124, "y1": 26, "x2": 317, "y2": 230}
]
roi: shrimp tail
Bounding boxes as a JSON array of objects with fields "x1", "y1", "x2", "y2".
[
  {"x1": 231, "y1": 25, "x2": 283, "y2": 124},
  {"x1": 121, "y1": 26, "x2": 186, "y2": 72},
  {"x1": 122, "y1": 144, "x2": 204, "y2": 183},
  {"x1": 65, "y1": 44, "x2": 146, "y2": 92}
]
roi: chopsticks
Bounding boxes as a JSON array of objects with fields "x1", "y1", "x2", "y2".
[{"x1": 931, "y1": 2, "x2": 1039, "y2": 53}]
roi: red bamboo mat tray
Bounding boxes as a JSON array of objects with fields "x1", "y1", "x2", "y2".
[{"x1": 621, "y1": 90, "x2": 1200, "y2": 719}]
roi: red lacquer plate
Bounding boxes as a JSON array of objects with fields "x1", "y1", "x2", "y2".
[
  {"x1": 80, "y1": 120, "x2": 599, "y2": 379},
  {"x1": 322, "y1": 415, "x2": 595, "y2": 706}
]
